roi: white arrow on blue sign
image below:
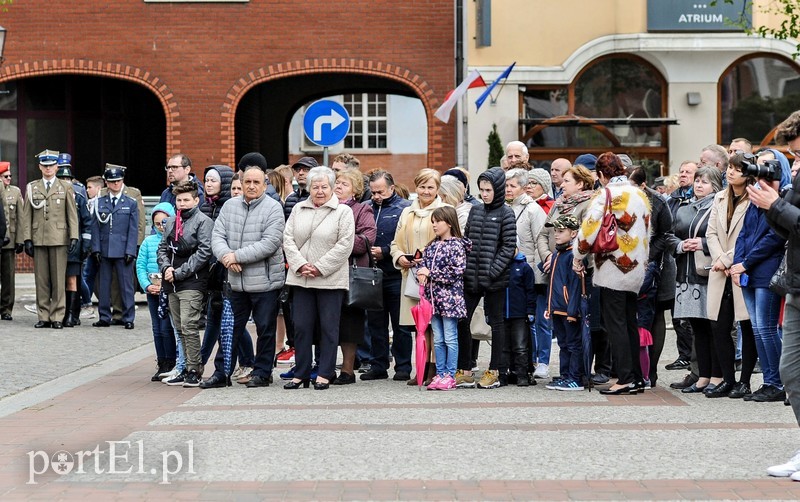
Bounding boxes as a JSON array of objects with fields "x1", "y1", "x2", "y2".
[{"x1": 303, "y1": 100, "x2": 351, "y2": 147}]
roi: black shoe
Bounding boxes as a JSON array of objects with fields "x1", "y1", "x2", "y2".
[
  {"x1": 705, "y1": 381, "x2": 734, "y2": 398},
  {"x1": 670, "y1": 373, "x2": 699, "y2": 390},
  {"x1": 681, "y1": 382, "x2": 708, "y2": 394},
  {"x1": 51, "y1": 322, "x2": 63, "y2": 329},
  {"x1": 183, "y1": 371, "x2": 200, "y2": 387},
  {"x1": 728, "y1": 382, "x2": 751, "y2": 399},
  {"x1": 110, "y1": 319, "x2": 125, "y2": 326},
  {"x1": 393, "y1": 371, "x2": 411, "y2": 381},
  {"x1": 333, "y1": 372, "x2": 356, "y2": 385},
  {"x1": 517, "y1": 375, "x2": 530, "y2": 387},
  {"x1": 284, "y1": 379, "x2": 310, "y2": 389},
  {"x1": 744, "y1": 384, "x2": 767, "y2": 401},
  {"x1": 752, "y1": 385, "x2": 786, "y2": 402},
  {"x1": 313, "y1": 380, "x2": 330, "y2": 390},
  {"x1": 124, "y1": 322, "x2": 134, "y2": 330},
  {"x1": 165, "y1": 371, "x2": 187, "y2": 386},
  {"x1": 591, "y1": 373, "x2": 610, "y2": 385},
  {"x1": 92, "y1": 320, "x2": 110, "y2": 327},
  {"x1": 34, "y1": 321, "x2": 51, "y2": 328},
  {"x1": 665, "y1": 358, "x2": 690, "y2": 370},
  {"x1": 360, "y1": 369, "x2": 389, "y2": 381},
  {"x1": 199, "y1": 374, "x2": 232, "y2": 389},
  {"x1": 0, "y1": 313, "x2": 11, "y2": 321},
  {"x1": 151, "y1": 359, "x2": 166, "y2": 382},
  {"x1": 599, "y1": 383, "x2": 636, "y2": 395},
  {"x1": 245, "y1": 375, "x2": 271, "y2": 388}
]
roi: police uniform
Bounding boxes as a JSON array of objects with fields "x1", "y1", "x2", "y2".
[
  {"x1": 55, "y1": 153, "x2": 93, "y2": 327},
  {"x1": 91, "y1": 165, "x2": 139, "y2": 328},
  {"x1": 21, "y1": 150, "x2": 79, "y2": 328},
  {"x1": 0, "y1": 163, "x2": 23, "y2": 320}
]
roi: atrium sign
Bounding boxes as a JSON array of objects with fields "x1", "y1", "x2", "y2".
[{"x1": 647, "y1": 0, "x2": 751, "y2": 32}]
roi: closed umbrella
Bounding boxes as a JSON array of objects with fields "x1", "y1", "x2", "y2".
[
  {"x1": 411, "y1": 284, "x2": 433, "y2": 388},
  {"x1": 580, "y1": 276, "x2": 593, "y2": 391},
  {"x1": 219, "y1": 285, "x2": 234, "y2": 376}
]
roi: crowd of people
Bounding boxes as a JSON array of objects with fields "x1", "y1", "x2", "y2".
[{"x1": 2, "y1": 113, "x2": 800, "y2": 480}]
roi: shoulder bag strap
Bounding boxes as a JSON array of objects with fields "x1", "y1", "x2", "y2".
[{"x1": 692, "y1": 205, "x2": 712, "y2": 239}]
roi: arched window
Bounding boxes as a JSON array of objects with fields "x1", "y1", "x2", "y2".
[
  {"x1": 719, "y1": 54, "x2": 800, "y2": 146},
  {"x1": 520, "y1": 54, "x2": 669, "y2": 179}
]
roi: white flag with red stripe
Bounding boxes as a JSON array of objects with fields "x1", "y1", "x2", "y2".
[{"x1": 434, "y1": 70, "x2": 486, "y2": 123}]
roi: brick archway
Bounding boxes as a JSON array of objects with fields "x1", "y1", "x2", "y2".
[
  {"x1": 0, "y1": 59, "x2": 179, "y2": 153},
  {"x1": 220, "y1": 59, "x2": 443, "y2": 167}
]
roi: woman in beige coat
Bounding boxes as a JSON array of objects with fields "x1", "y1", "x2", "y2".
[
  {"x1": 390, "y1": 168, "x2": 448, "y2": 384},
  {"x1": 283, "y1": 166, "x2": 355, "y2": 390},
  {"x1": 704, "y1": 153, "x2": 752, "y2": 398}
]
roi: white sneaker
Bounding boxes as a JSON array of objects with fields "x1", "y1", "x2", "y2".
[
  {"x1": 80, "y1": 306, "x2": 96, "y2": 319},
  {"x1": 534, "y1": 363, "x2": 550, "y2": 379},
  {"x1": 791, "y1": 470, "x2": 800, "y2": 481},
  {"x1": 24, "y1": 304, "x2": 37, "y2": 314},
  {"x1": 235, "y1": 366, "x2": 253, "y2": 381},
  {"x1": 231, "y1": 366, "x2": 244, "y2": 379},
  {"x1": 160, "y1": 368, "x2": 180, "y2": 383},
  {"x1": 767, "y1": 450, "x2": 800, "y2": 477}
]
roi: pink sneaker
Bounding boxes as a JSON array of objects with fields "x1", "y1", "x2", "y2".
[
  {"x1": 426, "y1": 375, "x2": 443, "y2": 390},
  {"x1": 439, "y1": 374, "x2": 456, "y2": 390}
]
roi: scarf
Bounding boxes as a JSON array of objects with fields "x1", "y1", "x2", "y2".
[
  {"x1": 554, "y1": 190, "x2": 593, "y2": 215},
  {"x1": 175, "y1": 210, "x2": 184, "y2": 241}
]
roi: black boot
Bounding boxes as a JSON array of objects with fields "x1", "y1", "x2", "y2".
[
  {"x1": 151, "y1": 359, "x2": 166, "y2": 382},
  {"x1": 71, "y1": 291, "x2": 82, "y2": 326},
  {"x1": 63, "y1": 291, "x2": 76, "y2": 328}
]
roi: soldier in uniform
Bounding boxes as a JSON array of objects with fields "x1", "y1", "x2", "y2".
[
  {"x1": 100, "y1": 167, "x2": 145, "y2": 325},
  {"x1": 21, "y1": 149, "x2": 79, "y2": 329},
  {"x1": 55, "y1": 153, "x2": 93, "y2": 327},
  {"x1": 91, "y1": 164, "x2": 139, "y2": 329},
  {"x1": 0, "y1": 162, "x2": 23, "y2": 321}
]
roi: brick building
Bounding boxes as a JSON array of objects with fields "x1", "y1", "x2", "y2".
[{"x1": 0, "y1": 0, "x2": 456, "y2": 196}]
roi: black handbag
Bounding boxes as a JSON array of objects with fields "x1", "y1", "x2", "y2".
[
  {"x1": 770, "y1": 251, "x2": 788, "y2": 297},
  {"x1": 346, "y1": 236, "x2": 384, "y2": 311}
]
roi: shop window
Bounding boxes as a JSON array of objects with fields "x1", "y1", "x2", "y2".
[{"x1": 720, "y1": 55, "x2": 800, "y2": 145}]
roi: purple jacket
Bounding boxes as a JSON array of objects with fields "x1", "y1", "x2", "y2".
[
  {"x1": 422, "y1": 237, "x2": 472, "y2": 319},
  {"x1": 343, "y1": 198, "x2": 377, "y2": 268}
]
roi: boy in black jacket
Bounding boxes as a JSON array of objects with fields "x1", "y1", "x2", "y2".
[
  {"x1": 544, "y1": 215, "x2": 585, "y2": 391},
  {"x1": 500, "y1": 249, "x2": 537, "y2": 387}
]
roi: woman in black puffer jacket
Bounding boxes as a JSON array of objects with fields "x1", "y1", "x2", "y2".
[{"x1": 457, "y1": 167, "x2": 517, "y2": 389}]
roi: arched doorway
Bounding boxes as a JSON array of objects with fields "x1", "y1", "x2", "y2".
[
  {"x1": 233, "y1": 72, "x2": 430, "y2": 187},
  {"x1": 0, "y1": 75, "x2": 166, "y2": 194}
]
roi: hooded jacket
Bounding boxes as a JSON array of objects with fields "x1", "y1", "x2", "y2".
[
  {"x1": 159, "y1": 173, "x2": 206, "y2": 208},
  {"x1": 137, "y1": 202, "x2": 175, "y2": 291},
  {"x1": 505, "y1": 252, "x2": 536, "y2": 319},
  {"x1": 464, "y1": 167, "x2": 517, "y2": 293},
  {"x1": 199, "y1": 165, "x2": 234, "y2": 221},
  {"x1": 157, "y1": 205, "x2": 214, "y2": 293}
]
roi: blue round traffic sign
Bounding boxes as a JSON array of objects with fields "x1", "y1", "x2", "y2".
[{"x1": 303, "y1": 100, "x2": 351, "y2": 147}]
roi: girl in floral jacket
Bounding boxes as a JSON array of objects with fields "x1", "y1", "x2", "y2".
[{"x1": 417, "y1": 206, "x2": 472, "y2": 390}]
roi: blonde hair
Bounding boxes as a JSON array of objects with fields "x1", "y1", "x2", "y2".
[
  {"x1": 564, "y1": 165, "x2": 595, "y2": 191},
  {"x1": 413, "y1": 168, "x2": 441, "y2": 189},
  {"x1": 439, "y1": 175, "x2": 465, "y2": 207},
  {"x1": 336, "y1": 168, "x2": 365, "y2": 199},
  {"x1": 663, "y1": 174, "x2": 680, "y2": 194}
]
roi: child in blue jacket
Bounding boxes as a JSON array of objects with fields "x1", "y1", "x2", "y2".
[
  {"x1": 501, "y1": 250, "x2": 536, "y2": 387},
  {"x1": 544, "y1": 215, "x2": 585, "y2": 391}
]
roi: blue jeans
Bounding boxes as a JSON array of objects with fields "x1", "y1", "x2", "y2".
[
  {"x1": 431, "y1": 314, "x2": 458, "y2": 377},
  {"x1": 174, "y1": 327, "x2": 185, "y2": 373},
  {"x1": 781, "y1": 294, "x2": 800, "y2": 424},
  {"x1": 81, "y1": 257, "x2": 98, "y2": 305},
  {"x1": 742, "y1": 287, "x2": 783, "y2": 388},
  {"x1": 531, "y1": 291, "x2": 553, "y2": 365},
  {"x1": 147, "y1": 294, "x2": 176, "y2": 360}
]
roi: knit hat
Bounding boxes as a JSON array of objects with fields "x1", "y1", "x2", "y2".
[
  {"x1": 0, "y1": 162, "x2": 11, "y2": 175},
  {"x1": 237, "y1": 152, "x2": 268, "y2": 172},
  {"x1": 574, "y1": 153, "x2": 597, "y2": 171},
  {"x1": 528, "y1": 168, "x2": 553, "y2": 198},
  {"x1": 442, "y1": 168, "x2": 468, "y2": 189}
]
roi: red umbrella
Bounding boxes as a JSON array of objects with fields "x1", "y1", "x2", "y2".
[{"x1": 411, "y1": 284, "x2": 433, "y2": 388}]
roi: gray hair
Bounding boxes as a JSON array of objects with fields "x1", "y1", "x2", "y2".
[
  {"x1": 702, "y1": 144, "x2": 729, "y2": 170},
  {"x1": 439, "y1": 175, "x2": 465, "y2": 206},
  {"x1": 506, "y1": 140, "x2": 528, "y2": 156},
  {"x1": 307, "y1": 166, "x2": 335, "y2": 187},
  {"x1": 505, "y1": 168, "x2": 529, "y2": 187},
  {"x1": 694, "y1": 166, "x2": 723, "y2": 193}
]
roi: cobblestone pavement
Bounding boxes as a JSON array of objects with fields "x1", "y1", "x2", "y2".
[{"x1": 2, "y1": 275, "x2": 800, "y2": 500}]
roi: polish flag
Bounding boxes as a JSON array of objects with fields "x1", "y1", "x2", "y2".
[{"x1": 434, "y1": 70, "x2": 487, "y2": 123}]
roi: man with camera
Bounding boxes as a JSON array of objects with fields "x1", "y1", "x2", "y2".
[{"x1": 750, "y1": 111, "x2": 800, "y2": 480}]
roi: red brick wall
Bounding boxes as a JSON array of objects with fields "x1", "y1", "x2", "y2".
[
  {"x1": 0, "y1": 0, "x2": 455, "y2": 181},
  {"x1": 288, "y1": 153, "x2": 428, "y2": 190}
]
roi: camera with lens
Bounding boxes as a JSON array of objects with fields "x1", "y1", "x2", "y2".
[{"x1": 741, "y1": 156, "x2": 781, "y2": 181}]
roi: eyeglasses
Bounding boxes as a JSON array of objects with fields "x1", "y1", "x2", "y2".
[
  {"x1": 165, "y1": 165, "x2": 184, "y2": 171},
  {"x1": 1, "y1": 174, "x2": 10, "y2": 179}
]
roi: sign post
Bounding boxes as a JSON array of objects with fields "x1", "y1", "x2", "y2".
[{"x1": 302, "y1": 100, "x2": 351, "y2": 166}]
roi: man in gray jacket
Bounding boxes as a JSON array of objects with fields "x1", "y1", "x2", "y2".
[{"x1": 201, "y1": 166, "x2": 286, "y2": 388}]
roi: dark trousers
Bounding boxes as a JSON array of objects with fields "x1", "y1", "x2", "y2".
[
  {"x1": 147, "y1": 293, "x2": 176, "y2": 360},
  {"x1": 458, "y1": 289, "x2": 505, "y2": 371},
  {"x1": 710, "y1": 279, "x2": 756, "y2": 385},
  {"x1": 674, "y1": 317, "x2": 694, "y2": 362},
  {"x1": 293, "y1": 287, "x2": 345, "y2": 381},
  {"x1": 82, "y1": 256, "x2": 97, "y2": 305},
  {"x1": 0, "y1": 248, "x2": 15, "y2": 315},
  {"x1": 589, "y1": 281, "x2": 612, "y2": 376},
  {"x1": 692, "y1": 317, "x2": 720, "y2": 379},
  {"x1": 501, "y1": 318, "x2": 529, "y2": 377},
  {"x1": 600, "y1": 287, "x2": 641, "y2": 385},
  {"x1": 213, "y1": 289, "x2": 279, "y2": 379},
  {"x1": 366, "y1": 275, "x2": 412, "y2": 374},
  {"x1": 647, "y1": 299, "x2": 672, "y2": 385},
  {"x1": 201, "y1": 290, "x2": 255, "y2": 367},
  {"x1": 553, "y1": 314, "x2": 583, "y2": 382},
  {"x1": 98, "y1": 258, "x2": 135, "y2": 323}
]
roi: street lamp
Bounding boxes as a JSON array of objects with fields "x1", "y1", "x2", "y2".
[{"x1": 0, "y1": 26, "x2": 7, "y2": 64}]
